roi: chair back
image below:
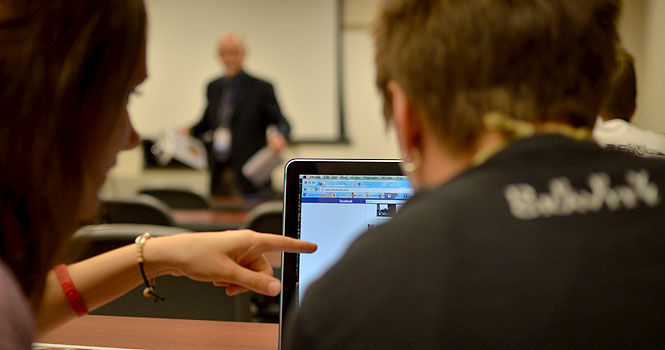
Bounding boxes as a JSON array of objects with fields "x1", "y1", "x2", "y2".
[
  {"x1": 138, "y1": 187, "x2": 210, "y2": 209},
  {"x1": 70, "y1": 223, "x2": 186, "y2": 260},
  {"x1": 69, "y1": 223, "x2": 252, "y2": 322},
  {"x1": 100, "y1": 195, "x2": 175, "y2": 226},
  {"x1": 241, "y1": 200, "x2": 284, "y2": 322},
  {"x1": 242, "y1": 200, "x2": 284, "y2": 234}
]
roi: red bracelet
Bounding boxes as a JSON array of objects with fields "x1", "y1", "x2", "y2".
[{"x1": 54, "y1": 264, "x2": 88, "y2": 317}]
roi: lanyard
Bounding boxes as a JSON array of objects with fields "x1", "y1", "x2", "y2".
[{"x1": 471, "y1": 112, "x2": 592, "y2": 166}]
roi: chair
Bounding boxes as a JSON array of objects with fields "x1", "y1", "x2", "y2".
[
  {"x1": 70, "y1": 223, "x2": 187, "y2": 260},
  {"x1": 138, "y1": 187, "x2": 211, "y2": 209},
  {"x1": 69, "y1": 224, "x2": 252, "y2": 322},
  {"x1": 242, "y1": 200, "x2": 284, "y2": 234},
  {"x1": 99, "y1": 195, "x2": 175, "y2": 226},
  {"x1": 241, "y1": 200, "x2": 284, "y2": 322}
]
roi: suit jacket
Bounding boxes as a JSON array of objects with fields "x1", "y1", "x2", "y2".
[{"x1": 191, "y1": 71, "x2": 290, "y2": 192}]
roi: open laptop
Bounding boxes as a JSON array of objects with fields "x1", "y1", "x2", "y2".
[{"x1": 278, "y1": 159, "x2": 413, "y2": 348}]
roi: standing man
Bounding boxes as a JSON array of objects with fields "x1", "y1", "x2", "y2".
[{"x1": 190, "y1": 32, "x2": 290, "y2": 197}]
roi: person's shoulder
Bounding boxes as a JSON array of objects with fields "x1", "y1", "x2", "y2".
[
  {"x1": 0, "y1": 261, "x2": 34, "y2": 349},
  {"x1": 240, "y1": 71, "x2": 273, "y2": 88},
  {"x1": 207, "y1": 76, "x2": 224, "y2": 85},
  {"x1": 593, "y1": 118, "x2": 665, "y2": 157},
  {"x1": 205, "y1": 77, "x2": 224, "y2": 90}
]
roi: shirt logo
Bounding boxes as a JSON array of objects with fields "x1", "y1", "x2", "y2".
[{"x1": 504, "y1": 170, "x2": 660, "y2": 220}]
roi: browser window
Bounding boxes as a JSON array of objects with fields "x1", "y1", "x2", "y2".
[{"x1": 296, "y1": 174, "x2": 413, "y2": 299}]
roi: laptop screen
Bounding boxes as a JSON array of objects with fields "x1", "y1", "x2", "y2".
[
  {"x1": 296, "y1": 174, "x2": 413, "y2": 300},
  {"x1": 279, "y1": 159, "x2": 412, "y2": 348}
]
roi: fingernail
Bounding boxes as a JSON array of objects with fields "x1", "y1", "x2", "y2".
[{"x1": 267, "y1": 281, "x2": 280, "y2": 295}]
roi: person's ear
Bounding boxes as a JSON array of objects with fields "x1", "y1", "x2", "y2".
[{"x1": 387, "y1": 80, "x2": 423, "y2": 157}]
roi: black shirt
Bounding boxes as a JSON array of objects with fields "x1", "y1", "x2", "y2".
[{"x1": 285, "y1": 135, "x2": 665, "y2": 349}]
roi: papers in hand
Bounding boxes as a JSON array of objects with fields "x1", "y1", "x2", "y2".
[
  {"x1": 152, "y1": 129, "x2": 208, "y2": 170},
  {"x1": 242, "y1": 146, "x2": 283, "y2": 186}
]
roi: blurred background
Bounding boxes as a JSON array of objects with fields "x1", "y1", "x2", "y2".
[{"x1": 100, "y1": 0, "x2": 665, "y2": 197}]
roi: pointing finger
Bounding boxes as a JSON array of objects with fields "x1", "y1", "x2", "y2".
[{"x1": 253, "y1": 234, "x2": 317, "y2": 254}]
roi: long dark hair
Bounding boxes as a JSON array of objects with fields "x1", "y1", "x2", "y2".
[{"x1": 0, "y1": 0, "x2": 146, "y2": 308}]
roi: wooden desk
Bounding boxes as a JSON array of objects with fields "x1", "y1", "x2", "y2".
[
  {"x1": 38, "y1": 315, "x2": 278, "y2": 350},
  {"x1": 173, "y1": 209, "x2": 249, "y2": 231}
]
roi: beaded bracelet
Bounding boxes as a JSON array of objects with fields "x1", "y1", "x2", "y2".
[
  {"x1": 54, "y1": 264, "x2": 88, "y2": 317},
  {"x1": 135, "y1": 232, "x2": 164, "y2": 302}
]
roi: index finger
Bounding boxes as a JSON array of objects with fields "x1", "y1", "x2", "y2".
[{"x1": 253, "y1": 234, "x2": 317, "y2": 254}]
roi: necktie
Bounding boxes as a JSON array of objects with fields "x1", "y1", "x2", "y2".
[
  {"x1": 214, "y1": 78, "x2": 235, "y2": 161},
  {"x1": 217, "y1": 78, "x2": 234, "y2": 128}
]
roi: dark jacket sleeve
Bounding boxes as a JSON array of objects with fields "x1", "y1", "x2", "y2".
[{"x1": 260, "y1": 82, "x2": 291, "y2": 140}]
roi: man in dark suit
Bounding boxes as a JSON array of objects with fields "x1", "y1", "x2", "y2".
[{"x1": 190, "y1": 33, "x2": 290, "y2": 197}]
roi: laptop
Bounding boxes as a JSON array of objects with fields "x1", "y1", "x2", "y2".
[{"x1": 278, "y1": 159, "x2": 413, "y2": 348}]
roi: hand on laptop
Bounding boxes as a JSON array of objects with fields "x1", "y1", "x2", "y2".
[{"x1": 146, "y1": 230, "x2": 317, "y2": 297}]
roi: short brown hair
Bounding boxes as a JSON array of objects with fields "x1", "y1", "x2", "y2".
[
  {"x1": 0, "y1": 0, "x2": 146, "y2": 307},
  {"x1": 374, "y1": 0, "x2": 620, "y2": 153},
  {"x1": 599, "y1": 46, "x2": 636, "y2": 121}
]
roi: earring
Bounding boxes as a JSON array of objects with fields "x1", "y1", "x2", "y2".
[{"x1": 401, "y1": 148, "x2": 421, "y2": 173}]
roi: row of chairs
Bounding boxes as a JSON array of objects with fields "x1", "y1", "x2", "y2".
[
  {"x1": 100, "y1": 194, "x2": 175, "y2": 226},
  {"x1": 138, "y1": 187, "x2": 211, "y2": 209},
  {"x1": 99, "y1": 188, "x2": 284, "y2": 234},
  {"x1": 83, "y1": 187, "x2": 284, "y2": 322},
  {"x1": 71, "y1": 224, "x2": 254, "y2": 321},
  {"x1": 99, "y1": 187, "x2": 211, "y2": 228}
]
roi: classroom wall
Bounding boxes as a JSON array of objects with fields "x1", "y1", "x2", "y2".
[
  {"x1": 102, "y1": 0, "x2": 665, "y2": 196},
  {"x1": 132, "y1": 0, "x2": 338, "y2": 141},
  {"x1": 103, "y1": 0, "x2": 398, "y2": 195},
  {"x1": 631, "y1": 0, "x2": 665, "y2": 133}
]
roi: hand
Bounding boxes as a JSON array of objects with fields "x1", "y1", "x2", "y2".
[
  {"x1": 147, "y1": 230, "x2": 316, "y2": 296},
  {"x1": 267, "y1": 132, "x2": 287, "y2": 153}
]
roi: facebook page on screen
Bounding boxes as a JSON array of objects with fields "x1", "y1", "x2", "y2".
[{"x1": 297, "y1": 174, "x2": 413, "y2": 300}]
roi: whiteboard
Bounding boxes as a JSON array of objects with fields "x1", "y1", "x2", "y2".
[{"x1": 130, "y1": 0, "x2": 339, "y2": 141}]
